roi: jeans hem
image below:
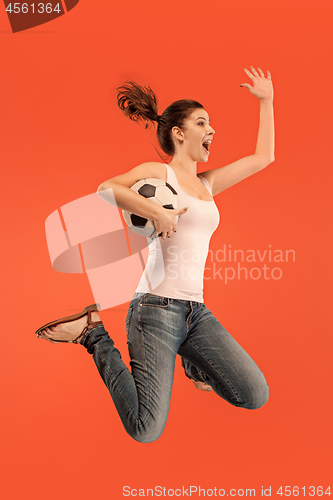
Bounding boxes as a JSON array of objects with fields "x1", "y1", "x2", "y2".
[{"x1": 80, "y1": 323, "x2": 105, "y2": 347}]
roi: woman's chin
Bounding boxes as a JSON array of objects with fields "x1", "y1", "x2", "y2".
[{"x1": 193, "y1": 152, "x2": 210, "y2": 163}]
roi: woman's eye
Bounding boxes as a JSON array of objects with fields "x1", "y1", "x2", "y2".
[{"x1": 198, "y1": 122, "x2": 204, "y2": 126}]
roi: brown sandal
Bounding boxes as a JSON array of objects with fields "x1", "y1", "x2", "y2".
[{"x1": 35, "y1": 304, "x2": 103, "y2": 344}]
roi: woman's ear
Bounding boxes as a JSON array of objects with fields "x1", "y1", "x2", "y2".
[{"x1": 171, "y1": 126, "x2": 184, "y2": 144}]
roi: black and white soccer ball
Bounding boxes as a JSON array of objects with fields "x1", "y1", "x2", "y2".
[{"x1": 122, "y1": 178, "x2": 179, "y2": 238}]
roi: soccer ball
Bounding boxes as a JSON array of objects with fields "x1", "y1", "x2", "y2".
[{"x1": 122, "y1": 178, "x2": 179, "y2": 238}]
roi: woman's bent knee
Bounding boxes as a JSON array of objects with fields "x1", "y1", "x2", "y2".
[
  {"x1": 242, "y1": 380, "x2": 269, "y2": 410},
  {"x1": 125, "y1": 416, "x2": 166, "y2": 443},
  {"x1": 129, "y1": 427, "x2": 164, "y2": 444}
]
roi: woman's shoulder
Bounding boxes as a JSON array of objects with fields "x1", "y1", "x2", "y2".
[
  {"x1": 100, "y1": 162, "x2": 167, "y2": 190},
  {"x1": 132, "y1": 162, "x2": 167, "y2": 181}
]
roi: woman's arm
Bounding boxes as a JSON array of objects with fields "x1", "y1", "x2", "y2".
[
  {"x1": 200, "y1": 67, "x2": 275, "y2": 196},
  {"x1": 97, "y1": 162, "x2": 165, "y2": 220},
  {"x1": 97, "y1": 162, "x2": 189, "y2": 239}
]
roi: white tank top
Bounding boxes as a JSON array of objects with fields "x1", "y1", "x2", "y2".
[{"x1": 135, "y1": 164, "x2": 220, "y2": 303}]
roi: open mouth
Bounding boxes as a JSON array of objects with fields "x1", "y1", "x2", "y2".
[{"x1": 202, "y1": 141, "x2": 211, "y2": 154}]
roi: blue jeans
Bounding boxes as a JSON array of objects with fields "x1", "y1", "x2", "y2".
[{"x1": 81, "y1": 293, "x2": 268, "y2": 443}]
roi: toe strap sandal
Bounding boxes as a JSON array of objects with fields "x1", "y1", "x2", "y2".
[{"x1": 35, "y1": 304, "x2": 103, "y2": 344}]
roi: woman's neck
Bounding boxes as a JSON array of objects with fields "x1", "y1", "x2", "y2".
[{"x1": 168, "y1": 155, "x2": 198, "y2": 177}]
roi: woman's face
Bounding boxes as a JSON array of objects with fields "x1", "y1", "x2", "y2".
[{"x1": 173, "y1": 108, "x2": 215, "y2": 162}]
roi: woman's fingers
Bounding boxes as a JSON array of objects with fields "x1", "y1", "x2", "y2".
[
  {"x1": 160, "y1": 231, "x2": 172, "y2": 239},
  {"x1": 244, "y1": 66, "x2": 271, "y2": 79},
  {"x1": 157, "y1": 207, "x2": 187, "y2": 239},
  {"x1": 241, "y1": 67, "x2": 273, "y2": 100},
  {"x1": 244, "y1": 67, "x2": 255, "y2": 80},
  {"x1": 250, "y1": 65, "x2": 259, "y2": 77}
]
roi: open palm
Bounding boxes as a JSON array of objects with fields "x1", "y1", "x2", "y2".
[{"x1": 240, "y1": 66, "x2": 273, "y2": 101}]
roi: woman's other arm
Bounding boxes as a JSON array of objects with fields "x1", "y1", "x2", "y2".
[{"x1": 201, "y1": 67, "x2": 275, "y2": 196}]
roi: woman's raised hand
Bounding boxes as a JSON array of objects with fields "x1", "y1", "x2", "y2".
[
  {"x1": 240, "y1": 66, "x2": 273, "y2": 102},
  {"x1": 153, "y1": 206, "x2": 189, "y2": 240}
]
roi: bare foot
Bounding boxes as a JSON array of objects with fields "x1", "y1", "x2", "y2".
[
  {"x1": 191, "y1": 380, "x2": 212, "y2": 392},
  {"x1": 38, "y1": 311, "x2": 101, "y2": 343}
]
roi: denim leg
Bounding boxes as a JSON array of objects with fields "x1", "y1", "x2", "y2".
[
  {"x1": 178, "y1": 303, "x2": 269, "y2": 409},
  {"x1": 81, "y1": 295, "x2": 268, "y2": 443},
  {"x1": 81, "y1": 294, "x2": 187, "y2": 443}
]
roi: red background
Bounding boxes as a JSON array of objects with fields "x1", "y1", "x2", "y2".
[{"x1": 0, "y1": 1, "x2": 332, "y2": 498}]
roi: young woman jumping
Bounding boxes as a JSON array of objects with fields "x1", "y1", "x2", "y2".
[{"x1": 36, "y1": 66, "x2": 275, "y2": 443}]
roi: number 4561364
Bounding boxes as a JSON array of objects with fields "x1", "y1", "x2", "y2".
[
  {"x1": 277, "y1": 486, "x2": 331, "y2": 496},
  {"x1": 6, "y1": 3, "x2": 62, "y2": 13}
]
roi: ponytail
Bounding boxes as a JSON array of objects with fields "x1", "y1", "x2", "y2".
[
  {"x1": 116, "y1": 81, "x2": 204, "y2": 156},
  {"x1": 116, "y1": 81, "x2": 159, "y2": 129}
]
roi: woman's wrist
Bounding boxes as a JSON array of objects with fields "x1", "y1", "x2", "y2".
[
  {"x1": 151, "y1": 205, "x2": 166, "y2": 224},
  {"x1": 259, "y1": 97, "x2": 273, "y2": 105}
]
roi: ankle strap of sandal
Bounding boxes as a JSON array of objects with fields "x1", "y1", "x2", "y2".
[{"x1": 73, "y1": 310, "x2": 103, "y2": 344}]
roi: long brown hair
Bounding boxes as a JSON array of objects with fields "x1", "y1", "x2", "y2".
[{"x1": 116, "y1": 81, "x2": 204, "y2": 156}]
